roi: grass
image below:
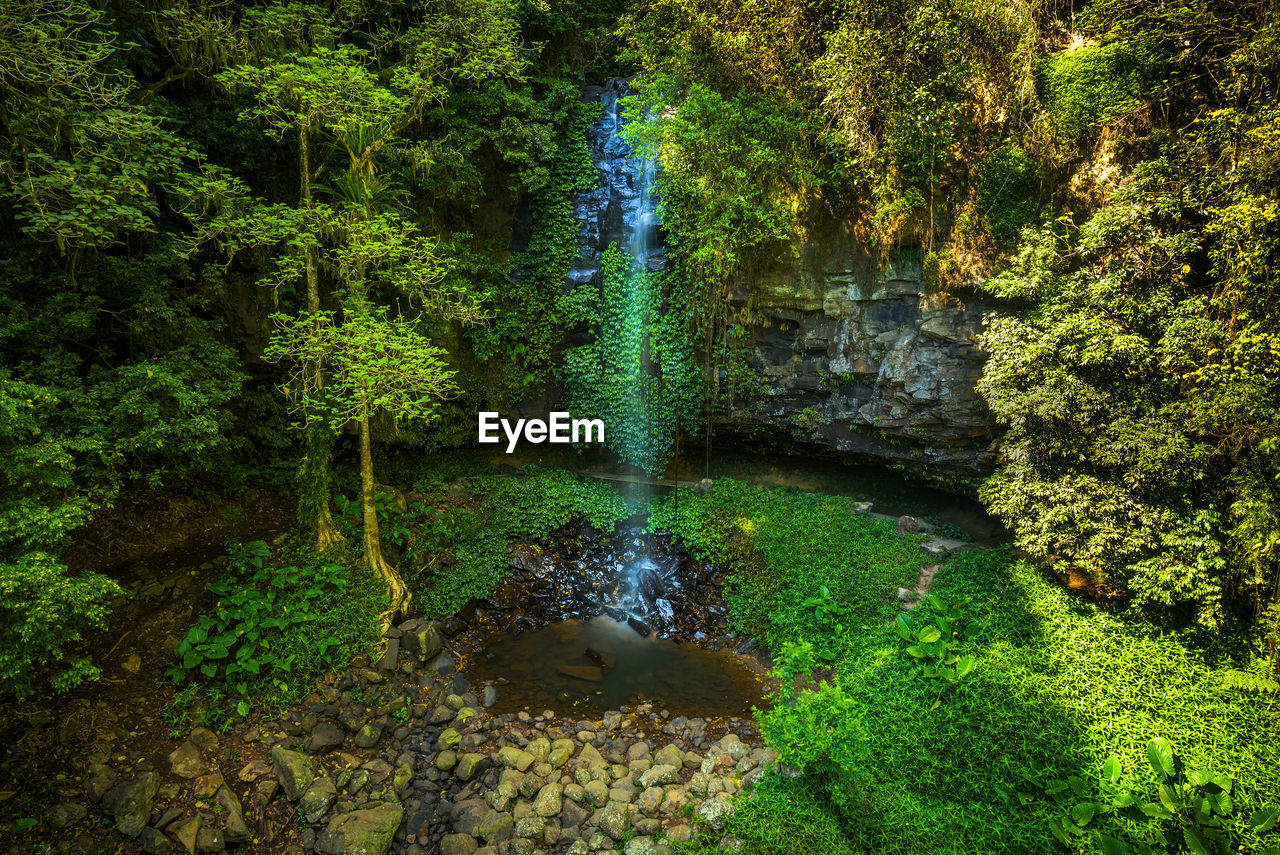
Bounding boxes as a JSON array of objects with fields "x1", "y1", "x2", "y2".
[{"x1": 655, "y1": 482, "x2": 1280, "y2": 854}]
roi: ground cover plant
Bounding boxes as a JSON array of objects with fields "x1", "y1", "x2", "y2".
[{"x1": 653, "y1": 484, "x2": 1280, "y2": 854}]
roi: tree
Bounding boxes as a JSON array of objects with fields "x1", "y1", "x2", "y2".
[{"x1": 266, "y1": 308, "x2": 456, "y2": 626}]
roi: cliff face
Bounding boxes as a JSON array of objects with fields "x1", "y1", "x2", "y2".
[
  {"x1": 570, "y1": 81, "x2": 996, "y2": 484},
  {"x1": 722, "y1": 226, "x2": 996, "y2": 484}
]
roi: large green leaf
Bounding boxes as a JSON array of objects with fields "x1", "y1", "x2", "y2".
[
  {"x1": 1147, "y1": 738, "x2": 1175, "y2": 778},
  {"x1": 917, "y1": 626, "x2": 942, "y2": 643},
  {"x1": 1251, "y1": 806, "x2": 1280, "y2": 832},
  {"x1": 1182, "y1": 826, "x2": 1210, "y2": 855},
  {"x1": 1071, "y1": 802, "x2": 1095, "y2": 826}
]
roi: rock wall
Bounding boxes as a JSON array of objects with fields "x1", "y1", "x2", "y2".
[{"x1": 720, "y1": 226, "x2": 997, "y2": 485}]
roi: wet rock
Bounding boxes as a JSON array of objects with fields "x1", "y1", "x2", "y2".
[
  {"x1": 514, "y1": 814, "x2": 546, "y2": 839},
  {"x1": 103, "y1": 771, "x2": 159, "y2": 837},
  {"x1": 168, "y1": 742, "x2": 207, "y2": 779},
  {"x1": 435, "y1": 750, "x2": 458, "y2": 771},
  {"x1": 376, "y1": 636, "x2": 400, "y2": 673},
  {"x1": 556, "y1": 664, "x2": 603, "y2": 682},
  {"x1": 653, "y1": 745, "x2": 683, "y2": 768},
  {"x1": 316, "y1": 802, "x2": 403, "y2": 855},
  {"x1": 270, "y1": 747, "x2": 317, "y2": 801},
  {"x1": 896, "y1": 515, "x2": 933, "y2": 535},
  {"x1": 430, "y1": 652, "x2": 457, "y2": 676},
  {"x1": 480, "y1": 685, "x2": 498, "y2": 707}
]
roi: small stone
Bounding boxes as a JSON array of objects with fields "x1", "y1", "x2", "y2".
[
  {"x1": 437, "y1": 728, "x2": 462, "y2": 750},
  {"x1": 139, "y1": 826, "x2": 174, "y2": 855},
  {"x1": 309, "y1": 722, "x2": 345, "y2": 754},
  {"x1": 436, "y1": 750, "x2": 458, "y2": 771},
  {"x1": 653, "y1": 745, "x2": 683, "y2": 768},
  {"x1": 49, "y1": 802, "x2": 87, "y2": 828},
  {"x1": 173, "y1": 815, "x2": 200, "y2": 854},
  {"x1": 514, "y1": 814, "x2": 546, "y2": 839},
  {"x1": 192, "y1": 772, "x2": 224, "y2": 800},
  {"x1": 481, "y1": 686, "x2": 498, "y2": 707},
  {"x1": 497, "y1": 746, "x2": 535, "y2": 772},
  {"x1": 354, "y1": 723, "x2": 382, "y2": 749},
  {"x1": 85, "y1": 762, "x2": 117, "y2": 802},
  {"x1": 195, "y1": 826, "x2": 225, "y2": 852},
  {"x1": 638, "y1": 765, "x2": 678, "y2": 788}
]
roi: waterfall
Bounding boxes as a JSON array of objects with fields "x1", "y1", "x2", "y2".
[{"x1": 571, "y1": 79, "x2": 667, "y2": 626}]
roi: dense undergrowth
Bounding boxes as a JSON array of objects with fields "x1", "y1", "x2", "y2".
[{"x1": 652, "y1": 482, "x2": 1280, "y2": 855}]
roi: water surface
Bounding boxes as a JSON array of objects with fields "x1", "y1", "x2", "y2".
[{"x1": 466, "y1": 617, "x2": 763, "y2": 718}]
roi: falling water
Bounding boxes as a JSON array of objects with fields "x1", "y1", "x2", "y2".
[{"x1": 591, "y1": 81, "x2": 664, "y2": 623}]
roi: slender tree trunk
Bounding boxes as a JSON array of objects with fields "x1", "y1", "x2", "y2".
[
  {"x1": 360, "y1": 399, "x2": 409, "y2": 630},
  {"x1": 297, "y1": 122, "x2": 341, "y2": 549}
]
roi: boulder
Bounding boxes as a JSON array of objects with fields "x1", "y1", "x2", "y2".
[
  {"x1": 440, "y1": 834, "x2": 478, "y2": 855},
  {"x1": 400, "y1": 619, "x2": 443, "y2": 662},
  {"x1": 455, "y1": 753, "x2": 490, "y2": 782},
  {"x1": 638, "y1": 765, "x2": 679, "y2": 788},
  {"x1": 172, "y1": 815, "x2": 201, "y2": 854},
  {"x1": 309, "y1": 722, "x2": 345, "y2": 754},
  {"x1": 477, "y1": 810, "x2": 514, "y2": 844},
  {"x1": 270, "y1": 747, "x2": 317, "y2": 801},
  {"x1": 533, "y1": 782, "x2": 563, "y2": 817},
  {"x1": 139, "y1": 826, "x2": 175, "y2": 855},
  {"x1": 301, "y1": 776, "x2": 338, "y2": 823},
  {"x1": 316, "y1": 802, "x2": 403, "y2": 855},
  {"x1": 168, "y1": 742, "x2": 207, "y2": 779},
  {"x1": 598, "y1": 801, "x2": 632, "y2": 840},
  {"x1": 102, "y1": 771, "x2": 159, "y2": 837}
]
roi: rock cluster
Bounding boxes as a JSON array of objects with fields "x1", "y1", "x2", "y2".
[{"x1": 62, "y1": 618, "x2": 770, "y2": 855}]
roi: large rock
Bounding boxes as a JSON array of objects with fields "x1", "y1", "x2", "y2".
[
  {"x1": 455, "y1": 753, "x2": 490, "y2": 782},
  {"x1": 270, "y1": 747, "x2": 317, "y2": 801},
  {"x1": 215, "y1": 786, "x2": 251, "y2": 844},
  {"x1": 638, "y1": 765, "x2": 679, "y2": 788},
  {"x1": 317, "y1": 802, "x2": 403, "y2": 855},
  {"x1": 102, "y1": 771, "x2": 159, "y2": 837},
  {"x1": 309, "y1": 722, "x2": 346, "y2": 754},
  {"x1": 301, "y1": 776, "x2": 338, "y2": 823},
  {"x1": 533, "y1": 782, "x2": 563, "y2": 817},
  {"x1": 598, "y1": 801, "x2": 632, "y2": 840},
  {"x1": 168, "y1": 742, "x2": 207, "y2": 779},
  {"x1": 440, "y1": 834, "x2": 478, "y2": 855},
  {"x1": 477, "y1": 810, "x2": 514, "y2": 844},
  {"x1": 399, "y1": 619, "x2": 443, "y2": 662}
]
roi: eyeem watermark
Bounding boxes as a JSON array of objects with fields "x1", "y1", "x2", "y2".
[{"x1": 478, "y1": 412, "x2": 605, "y2": 453}]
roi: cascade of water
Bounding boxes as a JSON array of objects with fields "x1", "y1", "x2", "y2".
[{"x1": 600, "y1": 81, "x2": 663, "y2": 621}]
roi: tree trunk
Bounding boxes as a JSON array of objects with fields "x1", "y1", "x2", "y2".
[
  {"x1": 360, "y1": 400, "x2": 409, "y2": 631},
  {"x1": 298, "y1": 122, "x2": 341, "y2": 549}
]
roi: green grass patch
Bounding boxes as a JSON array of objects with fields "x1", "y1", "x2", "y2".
[
  {"x1": 649, "y1": 483, "x2": 1279, "y2": 853},
  {"x1": 672, "y1": 776, "x2": 858, "y2": 855},
  {"x1": 648, "y1": 479, "x2": 926, "y2": 659}
]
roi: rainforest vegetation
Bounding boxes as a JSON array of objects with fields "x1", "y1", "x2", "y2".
[{"x1": 1, "y1": 0, "x2": 1278, "y2": 853}]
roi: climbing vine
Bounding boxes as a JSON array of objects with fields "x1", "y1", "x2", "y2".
[{"x1": 561, "y1": 244, "x2": 703, "y2": 473}]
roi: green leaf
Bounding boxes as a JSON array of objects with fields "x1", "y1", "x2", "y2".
[
  {"x1": 1147, "y1": 738, "x2": 1175, "y2": 778},
  {"x1": 182, "y1": 652, "x2": 202, "y2": 669},
  {"x1": 894, "y1": 614, "x2": 913, "y2": 640},
  {"x1": 918, "y1": 626, "x2": 942, "y2": 643},
  {"x1": 1158, "y1": 784, "x2": 1179, "y2": 814},
  {"x1": 1182, "y1": 826, "x2": 1210, "y2": 855},
  {"x1": 1071, "y1": 802, "x2": 1095, "y2": 826},
  {"x1": 1099, "y1": 834, "x2": 1129, "y2": 855},
  {"x1": 1101, "y1": 756, "x2": 1121, "y2": 783},
  {"x1": 236, "y1": 699, "x2": 251, "y2": 717},
  {"x1": 956, "y1": 654, "x2": 976, "y2": 679},
  {"x1": 1250, "y1": 806, "x2": 1280, "y2": 832}
]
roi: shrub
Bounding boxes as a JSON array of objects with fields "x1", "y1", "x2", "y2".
[{"x1": 1039, "y1": 42, "x2": 1155, "y2": 142}]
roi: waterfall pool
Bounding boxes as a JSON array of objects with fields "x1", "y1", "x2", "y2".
[{"x1": 463, "y1": 616, "x2": 765, "y2": 717}]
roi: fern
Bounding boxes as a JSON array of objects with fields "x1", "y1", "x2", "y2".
[{"x1": 1222, "y1": 669, "x2": 1280, "y2": 694}]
